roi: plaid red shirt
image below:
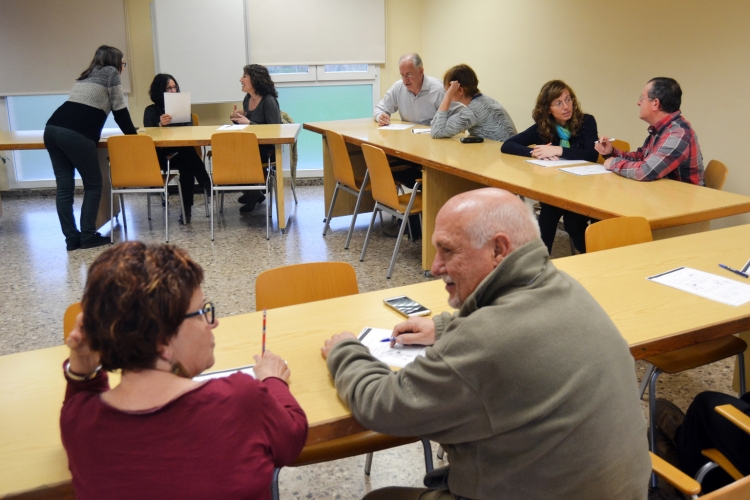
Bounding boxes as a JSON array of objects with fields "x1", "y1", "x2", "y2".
[{"x1": 607, "y1": 111, "x2": 704, "y2": 185}]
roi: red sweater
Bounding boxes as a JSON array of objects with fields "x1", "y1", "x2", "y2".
[{"x1": 61, "y1": 367, "x2": 308, "y2": 499}]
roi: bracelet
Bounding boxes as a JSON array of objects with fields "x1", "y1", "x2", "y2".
[{"x1": 64, "y1": 360, "x2": 102, "y2": 381}]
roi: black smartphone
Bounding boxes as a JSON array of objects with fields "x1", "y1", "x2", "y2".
[
  {"x1": 384, "y1": 296, "x2": 431, "y2": 317},
  {"x1": 460, "y1": 136, "x2": 484, "y2": 143}
]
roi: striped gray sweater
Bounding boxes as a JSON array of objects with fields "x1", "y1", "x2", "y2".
[
  {"x1": 47, "y1": 65, "x2": 136, "y2": 142},
  {"x1": 430, "y1": 94, "x2": 516, "y2": 142}
]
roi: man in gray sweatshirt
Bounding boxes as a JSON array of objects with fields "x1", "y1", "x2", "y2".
[{"x1": 322, "y1": 188, "x2": 650, "y2": 500}]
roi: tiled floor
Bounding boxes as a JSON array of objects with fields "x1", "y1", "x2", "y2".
[{"x1": 0, "y1": 186, "x2": 739, "y2": 499}]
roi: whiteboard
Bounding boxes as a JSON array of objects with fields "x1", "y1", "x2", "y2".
[{"x1": 152, "y1": 0, "x2": 248, "y2": 104}]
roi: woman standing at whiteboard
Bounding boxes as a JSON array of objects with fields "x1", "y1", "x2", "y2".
[
  {"x1": 230, "y1": 64, "x2": 282, "y2": 212},
  {"x1": 44, "y1": 45, "x2": 137, "y2": 251}
]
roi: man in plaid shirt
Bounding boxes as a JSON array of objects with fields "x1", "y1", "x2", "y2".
[{"x1": 595, "y1": 77, "x2": 704, "y2": 185}]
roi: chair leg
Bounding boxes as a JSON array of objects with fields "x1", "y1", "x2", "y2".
[
  {"x1": 175, "y1": 179, "x2": 185, "y2": 222},
  {"x1": 220, "y1": 192, "x2": 224, "y2": 213},
  {"x1": 120, "y1": 195, "x2": 127, "y2": 227},
  {"x1": 648, "y1": 367, "x2": 662, "y2": 488},
  {"x1": 695, "y1": 461, "x2": 720, "y2": 485},
  {"x1": 290, "y1": 177, "x2": 298, "y2": 204},
  {"x1": 204, "y1": 188, "x2": 209, "y2": 217},
  {"x1": 420, "y1": 438, "x2": 434, "y2": 473},
  {"x1": 147, "y1": 193, "x2": 151, "y2": 220},
  {"x1": 739, "y1": 352, "x2": 746, "y2": 396},
  {"x1": 345, "y1": 172, "x2": 369, "y2": 249},
  {"x1": 323, "y1": 183, "x2": 341, "y2": 236},
  {"x1": 210, "y1": 188, "x2": 215, "y2": 241},
  {"x1": 364, "y1": 452, "x2": 374, "y2": 475},
  {"x1": 387, "y1": 215, "x2": 409, "y2": 279},
  {"x1": 110, "y1": 191, "x2": 115, "y2": 243},
  {"x1": 266, "y1": 186, "x2": 271, "y2": 241},
  {"x1": 164, "y1": 186, "x2": 169, "y2": 243},
  {"x1": 359, "y1": 206, "x2": 380, "y2": 262},
  {"x1": 639, "y1": 363, "x2": 656, "y2": 399},
  {"x1": 271, "y1": 468, "x2": 281, "y2": 500}
]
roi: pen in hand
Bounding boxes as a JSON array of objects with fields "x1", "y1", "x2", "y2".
[
  {"x1": 719, "y1": 264, "x2": 749, "y2": 278},
  {"x1": 594, "y1": 137, "x2": 616, "y2": 144}
]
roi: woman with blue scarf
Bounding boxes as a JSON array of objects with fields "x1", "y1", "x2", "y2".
[{"x1": 501, "y1": 80, "x2": 599, "y2": 254}]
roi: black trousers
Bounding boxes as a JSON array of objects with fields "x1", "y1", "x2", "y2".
[
  {"x1": 538, "y1": 203, "x2": 592, "y2": 254},
  {"x1": 44, "y1": 125, "x2": 102, "y2": 247},
  {"x1": 158, "y1": 146, "x2": 210, "y2": 217},
  {"x1": 676, "y1": 391, "x2": 750, "y2": 492},
  {"x1": 389, "y1": 161, "x2": 422, "y2": 235}
]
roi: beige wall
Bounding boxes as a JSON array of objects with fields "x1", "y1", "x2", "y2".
[{"x1": 417, "y1": 0, "x2": 750, "y2": 227}]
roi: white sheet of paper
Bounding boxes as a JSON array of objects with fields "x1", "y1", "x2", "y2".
[
  {"x1": 378, "y1": 123, "x2": 414, "y2": 131},
  {"x1": 164, "y1": 92, "x2": 191, "y2": 123},
  {"x1": 646, "y1": 267, "x2": 750, "y2": 307},
  {"x1": 559, "y1": 164, "x2": 613, "y2": 176},
  {"x1": 193, "y1": 365, "x2": 255, "y2": 382},
  {"x1": 217, "y1": 124, "x2": 248, "y2": 130},
  {"x1": 412, "y1": 128, "x2": 431, "y2": 134},
  {"x1": 525, "y1": 159, "x2": 591, "y2": 167},
  {"x1": 358, "y1": 327, "x2": 426, "y2": 368}
]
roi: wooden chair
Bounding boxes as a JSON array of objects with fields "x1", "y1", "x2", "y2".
[
  {"x1": 651, "y1": 449, "x2": 750, "y2": 499},
  {"x1": 585, "y1": 216, "x2": 747, "y2": 487},
  {"x1": 108, "y1": 135, "x2": 184, "y2": 243},
  {"x1": 63, "y1": 302, "x2": 82, "y2": 341},
  {"x1": 704, "y1": 160, "x2": 728, "y2": 190},
  {"x1": 359, "y1": 144, "x2": 422, "y2": 279},
  {"x1": 322, "y1": 130, "x2": 373, "y2": 249},
  {"x1": 693, "y1": 404, "x2": 750, "y2": 485},
  {"x1": 255, "y1": 262, "x2": 433, "y2": 500},
  {"x1": 209, "y1": 132, "x2": 275, "y2": 240}
]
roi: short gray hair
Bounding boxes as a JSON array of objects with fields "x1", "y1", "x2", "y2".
[
  {"x1": 399, "y1": 53, "x2": 423, "y2": 69},
  {"x1": 464, "y1": 198, "x2": 540, "y2": 250}
]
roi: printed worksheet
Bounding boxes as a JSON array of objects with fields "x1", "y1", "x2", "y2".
[
  {"x1": 378, "y1": 123, "x2": 414, "y2": 130},
  {"x1": 193, "y1": 365, "x2": 256, "y2": 381},
  {"x1": 559, "y1": 164, "x2": 613, "y2": 175},
  {"x1": 359, "y1": 327, "x2": 426, "y2": 368},
  {"x1": 525, "y1": 159, "x2": 591, "y2": 168},
  {"x1": 646, "y1": 267, "x2": 750, "y2": 307},
  {"x1": 217, "y1": 124, "x2": 248, "y2": 130}
]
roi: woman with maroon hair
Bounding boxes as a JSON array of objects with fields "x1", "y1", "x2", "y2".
[{"x1": 61, "y1": 242, "x2": 307, "y2": 499}]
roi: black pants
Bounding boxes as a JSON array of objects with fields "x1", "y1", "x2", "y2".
[
  {"x1": 538, "y1": 203, "x2": 592, "y2": 254},
  {"x1": 158, "y1": 146, "x2": 210, "y2": 217},
  {"x1": 389, "y1": 162, "x2": 422, "y2": 236},
  {"x1": 676, "y1": 391, "x2": 750, "y2": 492},
  {"x1": 44, "y1": 125, "x2": 102, "y2": 247}
]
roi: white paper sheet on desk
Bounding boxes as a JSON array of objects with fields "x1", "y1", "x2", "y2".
[
  {"x1": 359, "y1": 327, "x2": 426, "y2": 368},
  {"x1": 646, "y1": 267, "x2": 750, "y2": 307},
  {"x1": 193, "y1": 365, "x2": 255, "y2": 382},
  {"x1": 378, "y1": 124, "x2": 414, "y2": 130},
  {"x1": 525, "y1": 159, "x2": 590, "y2": 168},
  {"x1": 559, "y1": 164, "x2": 612, "y2": 176},
  {"x1": 217, "y1": 124, "x2": 248, "y2": 130},
  {"x1": 164, "y1": 92, "x2": 191, "y2": 123}
]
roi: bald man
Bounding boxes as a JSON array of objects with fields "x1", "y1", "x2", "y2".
[{"x1": 322, "y1": 188, "x2": 650, "y2": 500}]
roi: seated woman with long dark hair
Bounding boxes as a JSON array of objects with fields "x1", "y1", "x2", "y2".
[
  {"x1": 501, "y1": 80, "x2": 599, "y2": 254},
  {"x1": 144, "y1": 74, "x2": 212, "y2": 224},
  {"x1": 61, "y1": 242, "x2": 307, "y2": 499}
]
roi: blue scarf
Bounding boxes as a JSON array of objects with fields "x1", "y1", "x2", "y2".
[{"x1": 556, "y1": 124, "x2": 571, "y2": 148}]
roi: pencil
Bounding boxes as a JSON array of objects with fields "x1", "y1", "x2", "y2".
[{"x1": 262, "y1": 309, "x2": 266, "y2": 355}]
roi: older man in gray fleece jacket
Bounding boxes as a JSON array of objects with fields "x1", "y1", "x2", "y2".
[{"x1": 322, "y1": 188, "x2": 650, "y2": 500}]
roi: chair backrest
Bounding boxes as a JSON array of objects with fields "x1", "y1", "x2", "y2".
[
  {"x1": 63, "y1": 302, "x2": 82, "y2": 341},
  {"x1": 325, "y1": 130, "x2": 358, "y2": 191},
  {"x1": 210, "y1": 132, "x2": 265, "y2": 185},
  {"x1": 702, "y1": 474, "x2": 750, "y2": 499},
  {"x1": 704, "y1": 159, "x2": 728, "y2": 190},
  {"x1": 585, "y1": 216, "x2": 652, "y2": 253},
  {"x1": 362, "y1": 144, "x2": 401, "y2": 209},
  {"x1": 255, "y1": 262, "x2": 358, "y2": 310},
  {"x1": 108, "y1": 135, "x2": 165, "y2": 188},
  {"x1": 597, "y1": 140, "x2": 631, "y2": 164}
]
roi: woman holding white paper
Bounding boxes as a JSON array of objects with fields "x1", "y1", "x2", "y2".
[
  {"x1": 144, "y1": 74, "x2": 211, "y2": 224},
  {"x1": 501, "y1": 80, "x2": 599, "y2": 254},
  {"x1": 230, "y1": 64, "x2": 282, "y2": 212},
  {"x1": 61, "y1": 242, "x2": 308, "y2": 499}
]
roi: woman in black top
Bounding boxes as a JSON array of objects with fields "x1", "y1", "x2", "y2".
[
  {"x1": 230, "y1": 64, "x2": 282, "y2": 212},
  {"x1": 143, "y1": 74, "x2": 211, "y2": 224},
  {"x1": 45, "y1": 45, "x2": 137, "y2": 251},
  {"x1": 501, "y1": 80, "x2": 599, "y2": 254}
]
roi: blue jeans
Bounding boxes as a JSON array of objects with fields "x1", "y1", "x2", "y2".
[{"x1": 43, "y1": 125, "x2": 102, "y2": 246}]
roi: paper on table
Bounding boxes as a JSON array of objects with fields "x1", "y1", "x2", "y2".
[
  {"x1": 217, "y1": 124, "x2": 248, "y2": 131},
  {"x1": 358, "y1": 327, "x2": 426, "y2": 368},
  {"x1": 193, "y1": 365, "x2": 255, "y2": 382},
  {"x1": 412, "y1": 128, "x2": 431, "y2": 134},
  {"x1": 164, "y1": 92, "x2": 191, "y2": 123},
  {"x1": 378, "y1": 123, "x2": 414, "y2": 131},
  {"x1": 525, "y1": 159, "x2": 591, "y2": 168},
  {"x1": 647, "y1": 267, "x2": 750, "y2": 307},
  {"x1": 559, "y1": 164, "x2": 613, "y2": 176}
]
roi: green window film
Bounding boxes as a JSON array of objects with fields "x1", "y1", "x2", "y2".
[{"x1": 277, "y1": 85, "x2": 372, "y2": 170}]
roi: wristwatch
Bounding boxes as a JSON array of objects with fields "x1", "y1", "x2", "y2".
[{"x1": 64, "y1": 360, "x2": 102, "y2": 381}]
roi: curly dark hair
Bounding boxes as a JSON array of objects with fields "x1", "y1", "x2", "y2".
[
  {"x1": 82, "y1": 242, "x2": 204, "y2": 372},
  {"x1": 442, "y1": 64, "x2": 480, "y2": 97},
  {"x1": 531, "y1": 80, "x2": 584, "y2": 144},
  {"x1": 148, "y1": 73, "x2": 178, "y2": 109},
  {"x1": 243, "y1": 64, "x2": 278, "y2": 98}
]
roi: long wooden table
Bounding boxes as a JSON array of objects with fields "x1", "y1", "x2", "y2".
[
  {"x1": 0, "y1": 124, "x2": 301, "y2": 231},
  {"x1": 304, "y1": 119, "x2": 750, "y2": 269},
  {"x1": 3, "y1": 225, "x2": 750, "y2": 497}
]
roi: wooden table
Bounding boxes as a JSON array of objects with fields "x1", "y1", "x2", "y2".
[
  {"x1": 3, "y1": 225, "x2": 750, "y2": 497},
  {"x1": 0, "y1": 124, "x2": 301, "y2": 231},
  {"x1": 304, "y1": 119, "x2": 750, "y2": 269}
]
